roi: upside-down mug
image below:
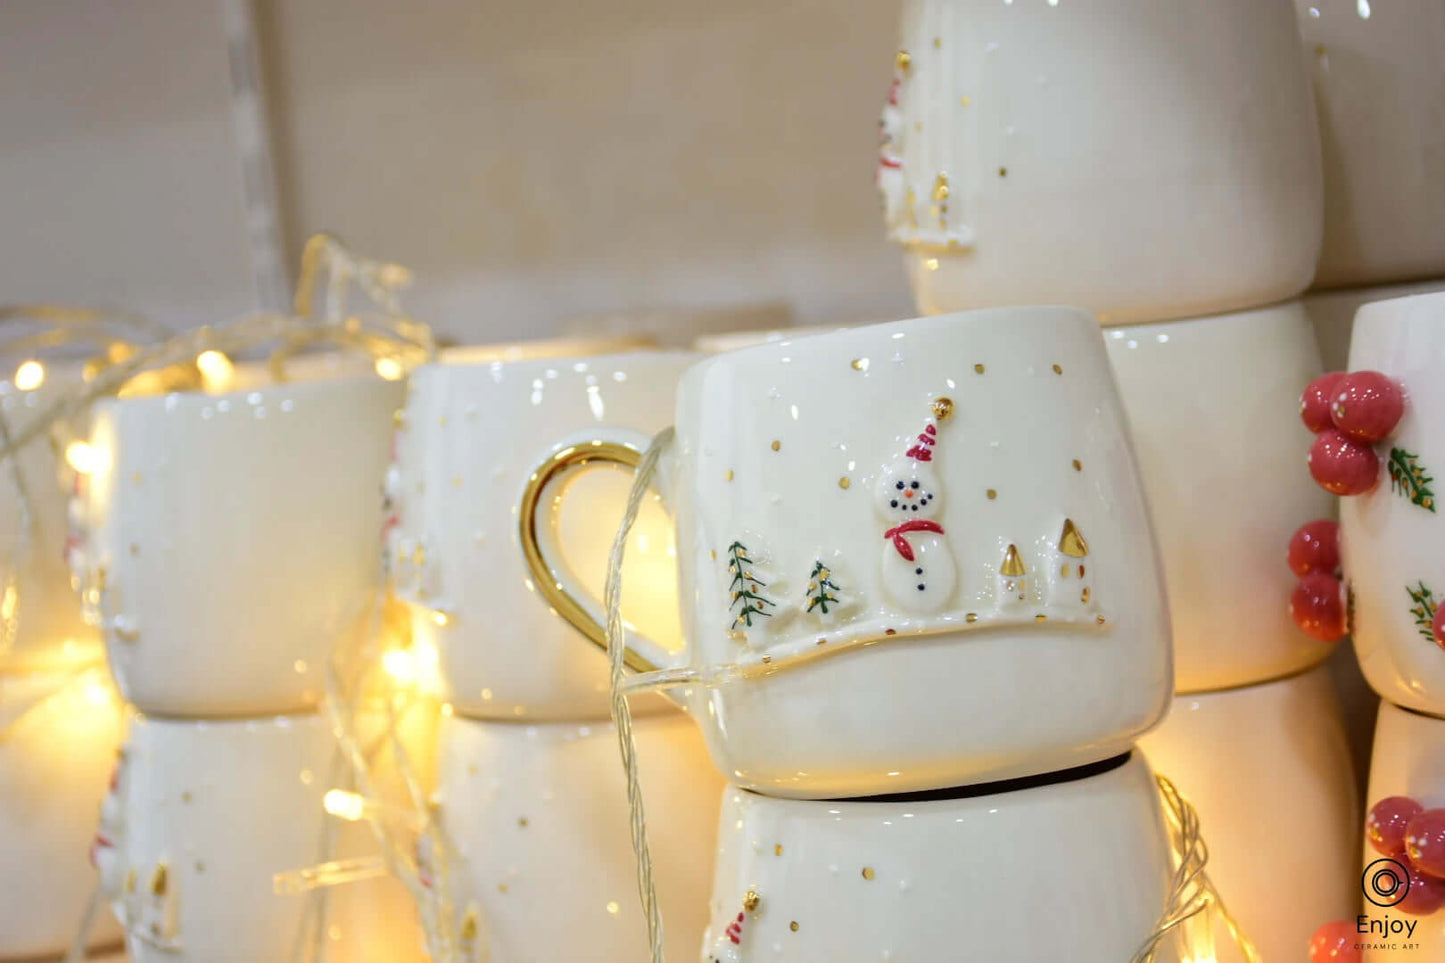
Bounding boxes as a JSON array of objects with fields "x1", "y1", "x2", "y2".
[
  {"x1": 1340, "y1": 293, "x2": 1445, "y2": 716},
  {"x1": 521, "y1": 308, "x2": 1173, "y2": 798},
  {"x1": 78, "y1": 373, "x2": 403, "y2": 716},
  {"x1": 99, "y1": 712, "x2": 339, "y2": 963},
  {"x1": 702, "y1": 752, "x2": 1174, "y2": 962},
  {"x1": 885, "y1": 0, "x2": 1321, "y2": 325},
  {"x1": 433, "y1": 711, "x2": 723, "y2": 962},
  {"x1": 1104, "y1": 301, "x2": 1335, "y2": 692},
  {"x1": 1138, "y1": 663, "x2": 1359, "y2": 963}
]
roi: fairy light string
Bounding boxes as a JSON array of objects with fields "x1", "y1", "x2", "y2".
[
  {"x1": 21, "y1": 235, "x2": 444, "y2": 963},
  {"x1": 600, "y1": 431, "x2": 1259, "y2": 963}
]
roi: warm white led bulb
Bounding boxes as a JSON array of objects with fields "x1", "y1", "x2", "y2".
[
  {"x1": 13, "y1": 360, "x2": 44, "y2": 391},
  {"x1": 196, "y1": 350, "x2": 235, "y2": 391},
  {"x1": 65, "y1": 441, "x2": 105, "y2": 475},
  {"x1": 374, "y1": 357, "x2": 405, "y2": 381}
]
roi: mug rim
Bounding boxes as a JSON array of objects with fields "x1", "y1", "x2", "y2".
[
  {"x1": 436, "y1": 333, "x2": 658, "y2": 365},
  {"x1": 689, "y1": 304, "x2": 1098, "y2": 369},
  {"x1": 92, "y1": 369, "x2": 395, "y2": 417},
  {"x1": 414, "y1": 347, "x2": 699, "y2": 380}
]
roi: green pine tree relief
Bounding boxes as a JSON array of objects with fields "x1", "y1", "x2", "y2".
[
  {"x1": 1388, "y1": 448, "x2": 1437, "y2": 513},
  {"x1": 1407, "y1": 581, "x2": 1438, "y2": 643},
  {"x1": 804, "y1": 560, "x2": 842, "y2": 616},
  {"x1": 726, "y1": 541, "x2": 775, "y2": 632}
]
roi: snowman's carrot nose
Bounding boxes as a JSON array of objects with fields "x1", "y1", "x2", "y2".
[{"x1": 903, "y1": 489, "x2": 914, "y2": 498}]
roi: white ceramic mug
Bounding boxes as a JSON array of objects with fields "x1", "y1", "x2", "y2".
[
  {"x1": 0, "y1": 361, "x2": 106, "y2": 673},
  {"x1": 703, "y1": 751, "x2": 1173, "y2": 961},
  {"x1": 884, "y1": 0, "x2": 1321, "y2": 326},
  {"x1": 522, "y1": 308, "x2": 1172, "y2": 798},
  {"x1": 101, "y1": 712, "x2": 343, "y2": 963},
  {"x1": 1304, "y1": 279, "x2": 1445, "y2": 373},
  {"x1": 393, "y1": 347, "x2": 695, "y2": 720},
  {"x1": 0, "y1": 671, "x2": 123, "y2": 958},
  {"x1": 434, "y1": 711, "x2": 723, "y2": 962},
  {"x1": 1105, "y1": 301, "x2": 1336, "y2": 692},
  {"x1": 1296, "y1": 0, "x2": 1445, "y2": 287},
  {"x1": 1340, "y1": 293, "x2": 1445, "y2": 716},
  {"x1": 1138, "y1": 663, "x2": 1360, "y2": 963},
  {"x1": 1359, "y1": 700, "x2": 1445, "y2": 961},
  {"x1": 78, "y1": 374, "x2": 404, "y2": 716}
]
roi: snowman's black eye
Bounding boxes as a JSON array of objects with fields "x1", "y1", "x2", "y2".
[
  {"x1": 896, "y1": 481, "x2": 904, "y2": 490},
  {"x1": 890, "y1": 499, "x2": 898, "y2": 508},
  {"x1": 911, "y1": 481, "x2": 920, "y2": 489}
]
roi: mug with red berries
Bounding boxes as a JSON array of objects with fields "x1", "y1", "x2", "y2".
[
  {"x1": 1357, "y1": 699, "x2": 1445, "y2": 958},
  {"x1": 1301, "y1": 293, "x2": 1445, "y2": 715}
]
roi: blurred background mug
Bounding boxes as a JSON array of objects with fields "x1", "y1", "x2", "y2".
[
  {"x1": 434, "y1": 711, "x2": 722, "y2": 962},
  {"x1": 102, "y1": 712, "x2": 337, "y2": 963},
  {"x1": 521, "y1": 308, "x2": 1172, "y2": 798},
  {"x1": 885, "y1": 0, "x2": 1321, "y2": 326},
  {"x1": 79, "y1": 374, "x2": 403, "y2": 716},
  {"x1": 393, "y1": 346, "x2": 695, "y2": 721}
]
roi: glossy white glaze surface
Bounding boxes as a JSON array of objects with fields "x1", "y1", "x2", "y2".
[
  {"x1": 394, "y1": 349, "x2": 695, "y2": 720},
  {"x1": 1304, "y1": 278, "x2": 1445, "y2": 373},
  {"x1": 103, "y1": 712, "x2": 340, "y2": 962},
  {"x1": 703, "y1": 752, "x2": 1175, "y2": 962},
  {"x1": 1362, "y1": 700, "x2": 1445, "y2": 961},
  {"x1": 540, "y1": 308, "x2": 1172, "y2": 797},
  {"x1": 80, "y1": 374, "x2": 403, "y2": 716},
  {"x1": 887, "y1": 0, "x2": 1322, "y2": 326},
  {"x1": 1297, "y1": 0, "x2": 1445, "y2": 288},
  {"x1": 1139, "y1": 664, "x2": 1359, "y2": 963},
  {"x1": 435, "y1": 711, "x2": 723, "y2": 963},
  {"x1": 0, "y1": 672, "x2": 123, "y2": 957},
  {"x1": 1342, "y1": 294, "x2": 1445, "y2": 715},
  {"x1": 692, "y1": 324, "x2": 852, "y2": 354},
  {"x1": 1105, "y1": 301, "x2": 1336, "y2": 692}
]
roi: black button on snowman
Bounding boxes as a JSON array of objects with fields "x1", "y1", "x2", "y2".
[{"x1": 876, "y1": 419, "x2": 957, "y2": 613}]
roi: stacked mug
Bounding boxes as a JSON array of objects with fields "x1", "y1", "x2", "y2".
[
  {"x1": 880, "y1": 1, "x2": 1361, "y2": 958},
  {"x1": 0, "y1": 356, "x2": 125, "y2": 961},
  {"x1": 71, "y1": 359, "x2": 427, "y2": 962},
  {"x1": 388, "y1": 338, "x2": 725, "y2": 962},
  {"x1": 1289, "y1": 292, "x2": 1445, "y2": 961},
  {"x1": 521, "y1": 308, "x2": 1183, "y2": 960}
]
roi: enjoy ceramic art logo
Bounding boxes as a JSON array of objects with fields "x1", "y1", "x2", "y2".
[{"x1": 1358, "y1": 858, "x2": 1423, "y2": 949}]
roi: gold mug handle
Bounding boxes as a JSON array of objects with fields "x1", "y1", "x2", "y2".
[{"x1": 517, "y1": 430, "x2": 678, "y2": 675}]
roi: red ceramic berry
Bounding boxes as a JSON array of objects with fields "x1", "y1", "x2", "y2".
[
  {"x1": 1398, "y1": 857, "x2": 1445, "y2": 915},
  {"x1": 1289, "y1": 519, "x2": 1342, "y2": 577},
  {"x1": 1301, "y1": 372, "x2": 1347, "y2": 433},
  {"x1": 1331, "y1": 370, "x2": 1404, "y2": 443},
  {"x1": 1308, "y1": 429, "x2": 1380, "y2": 496},
  {"x1": 1406, "y1": 809, "x2": 1445, "y2": 878},
  {"x1": 1291, "y1": 572, "x2": 1347, "y2": 642},
  {"x1": 1434, "y1": 607, "x2": 1445, "y2": 651},
  {"x1": 1309, "y1": 918, "x2": 1362, "y2": 963},
  {"x1": 1368, "y1": 796, "x2": 1424, "y2": 857}
]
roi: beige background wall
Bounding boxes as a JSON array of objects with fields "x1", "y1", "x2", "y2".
[{"x1": 0, "y1": 0, "x2": 915, "y2": 342}]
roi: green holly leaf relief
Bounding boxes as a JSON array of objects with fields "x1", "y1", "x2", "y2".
[
  {"x1": 1388, "y1": 448, "x2": 1437, "y2": 513},
  {"x1": 1407, "y1": 581, "x2": 1438, "y2": 643}
]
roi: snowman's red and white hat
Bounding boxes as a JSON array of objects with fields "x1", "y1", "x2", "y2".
[{"x1": 905, "y1": 422, "x2": 938, "y2": 462}]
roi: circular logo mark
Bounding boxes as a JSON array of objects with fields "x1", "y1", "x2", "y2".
[{"x1": 1363, "y1": 857, "x2": 1411, "y2": 907}]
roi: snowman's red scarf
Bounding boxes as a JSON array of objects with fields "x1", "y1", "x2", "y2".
[{"x1": 883, "y1": 519, "x2": 944, "y2": 562}]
